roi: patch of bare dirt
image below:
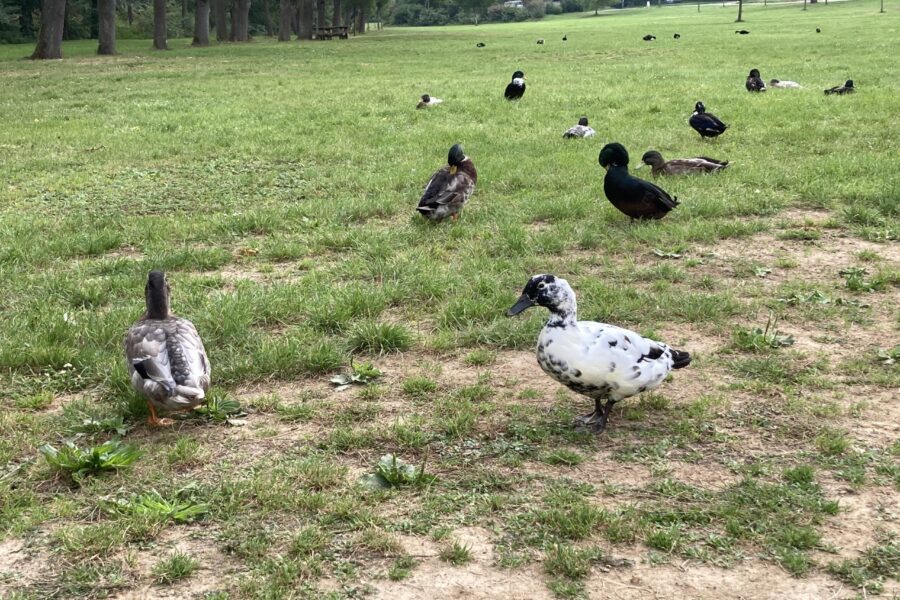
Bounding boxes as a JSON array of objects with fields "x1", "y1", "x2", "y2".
[
  {"x1": 111, "y1": 527, "x2": 236, "y2": 599},
  {"x1": 594, "y1": 559, "x2": 851, "y2": 600},
  {"x1": 372, "y1": 526, "x2": 554, "y2": 600}
]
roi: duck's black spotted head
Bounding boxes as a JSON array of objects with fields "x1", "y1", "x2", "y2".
[
  {"x1": 599, "y1": 142, "x2": 629, "y2": 169},
  {"x1": 578, "y1": 116, "x2": 589, "y2": 127},
  {"x1": 845, "y1": 79, "x2": 854, "y2": 88},
  {"x1": 448, "y1": 144, "x2": 466, "y2": 167},
  {"x1": 641, "y1": 150, "x2": 664, "y2": 167},
  {"x1": 511, "y1": 70, "x2": 526, "y2": 82},
  {"x1": 506, "y1": 274, "x2": 576, "y2": 319},
  {"x1": 693, "y1": 101, "x2": 706, "y2": 114},
  {"x1": 749, "y1": 68, "x2": 761, "y2": 78},
  {"x1": 421, "y1": 94, "x2": 431, "y2": 102},
  {"x1": 145, "y1": 270, "x2": 171, "y2": 318}
]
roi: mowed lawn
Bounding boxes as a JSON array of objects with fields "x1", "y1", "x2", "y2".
[{"x1": 1, "y1": 1, "x2": 898, "y2": 598}]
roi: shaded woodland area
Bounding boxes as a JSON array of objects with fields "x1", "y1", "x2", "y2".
[{"x1": 1, "y1": 0, "x2": 385, "y2": 57}]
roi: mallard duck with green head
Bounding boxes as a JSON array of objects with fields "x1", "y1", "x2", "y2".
[{"x1": 417, "y1": 144, "x2": 477, "y2": 222}]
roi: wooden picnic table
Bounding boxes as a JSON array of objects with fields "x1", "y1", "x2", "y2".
[{"x1": 314, "y1": 26, "x2": 349, "y2": 40}]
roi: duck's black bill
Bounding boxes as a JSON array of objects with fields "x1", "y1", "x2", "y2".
[{"x1": 506, "y1": 294, "x2": 535, "y2": 317}]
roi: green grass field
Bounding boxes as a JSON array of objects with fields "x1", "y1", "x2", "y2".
[{"x1": 1, "y1": 1, "x2": 898, "y2": 598}]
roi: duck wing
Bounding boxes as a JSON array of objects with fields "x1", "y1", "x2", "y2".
[
  {"x1": 417, "y1": 166, "x2": 475, "y2": 220},
  {"x1": 604, "y1": 169, "x2": 678, "y2": 219},
  {"x1": 666, "y1": 157, "x2": 728, "y2": 173},
  {"x1": 504, "y1": 82, "x2": 525, "y2": 100},
  {"x1": 125, "y1": 317, "x2": 210, "y2": 407},
  {"x1": 690, "y1": 112, "x2": 727, "y2": 136},
  {"x1": 541, "y1": 321, "x2": 687, "y2": 401}
]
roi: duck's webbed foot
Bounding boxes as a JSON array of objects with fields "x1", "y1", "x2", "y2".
[{"x1": 574, "y1": 399, "x2": 615, "y2": 434}]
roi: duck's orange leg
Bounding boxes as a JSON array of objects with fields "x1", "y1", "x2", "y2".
[{"x1": 147, "y1": 403, "x2": 174, "y2": 427}]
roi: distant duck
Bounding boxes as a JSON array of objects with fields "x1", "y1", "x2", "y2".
[
  {"x1": 537, "y1": 38, "x2": 544, "y2": 45},
  {"x1": 640, "y1": 150, "x2": 728, "y2": 176},
  {"x1": 506, "y1": 274, "x2": 691, "y2": 433},
  {"x1": 562, "y1": 34, "x2": 568, "y2": 41},
  {"x1": 770, "y1": 78, "x2": 801, "y2": 89},
  {"x1": 417, "y1": 144, "x2": 477, "y2": 222},
  {"x1": 563, "y1": 116, "x2": 596, "y2": 139},
  {"x1": 736, "y1": 29, "x2": 750, "y2": 34},
  {"x1": 599, "y1": 143, "x2": 678, "y2": 221},
  {"x1": 643, "y1": 34, "x2": 656, "y2": 41},
  {"x1": 746, "y1": 68, "x2": 767, "y2": 92},
  {"x1": 689, "y1": 101, "x2": 728, "y2": 139},
  {"x1": 504, "y1": 70, "x2": 527, "y2": 100},
  {"x1": 816, "y1": 27, "x2": 821, "y2": 33},
  {"x1": 125, "y1": 271, "x2": 211, "y2": 427},
  {"x1": 825, "y1": 80, "x2": 855, "y2": 95},
  {"x1": 476, "y1": 42, "x2": 486, "y2": 47},
  {"x1": 673, "y1": 33, "x2": 681, "y2": 39},
  {"x1": 416, "y1": 94, "x2": 443, "y2": 109}
]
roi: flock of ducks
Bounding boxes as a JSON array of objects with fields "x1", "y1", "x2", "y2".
[{"x1": 125, "y1": 26, "x2": 858, "y2": 436}]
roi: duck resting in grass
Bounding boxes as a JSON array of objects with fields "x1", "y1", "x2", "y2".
[
  {"x1": 416, "y1": 94, "x2": 443, "y2": 109},
  {"x1": 825, "y1": 80, "x2": 855, "y2": 95},
  {"x1": 770, "y1": 79, "x2": 801, "y2": 89},
  {"x1": 599, "y1": 143, "x2": 678, "y2": 220},
  {"x1": 417, "y1": 143, "x2": 477, "y2": 222},
  {"x1": 507, "y1": 274, "x2": 691, "y2": 433},
  {"x1": 639, "y1": 150, "x2": 728, "y2": 176},
  {"x1": 746, "y1": 68, "x2": 766, "y2": 92},
  {"x1": 689, "y1": 101, "x2": 728, "y2": 139},
  {"x1": 125, "y1": 271, "x2": 211, "y2": 426},
  {"x1": 563, "y1": 116, "x2": 596, "y2": 139},
  {"x1": 504, "y1": 70, "x2": 527, "y2": 100}
]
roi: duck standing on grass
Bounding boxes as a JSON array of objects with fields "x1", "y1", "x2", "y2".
[
  {"x1": 746, "y1": 68, "x2": 766, "y2": 92},
  {"x1": 417, "y1": 144, "x2": 477, "y2": 222},
  {"x1": 416, "y1": 94, "x2": 443, "y2": 109},
  {"x1": 825, "y1": 80, "x2": 855, "y2": 95},
  {"x1": 599, "y1": 143, "x2": 678, "y2": 220},
  {"x1": 639, "y1": 150, "x2": 728, "y2": 175},
  {"x1": 507, "y1": 274, "x2": 691, "y2": 433},
  {"x1": 504, "y1": 70, "x2": 527, "y2": 100},
  {"x1": 125, "y1": 271, "x2": 211, "y2": 427},
  {"x1": 689, "y1": 101, "x2": 728, "y2": 139},
  {"x1": 563, "y1": 117, "x2": 596, "y2": 139}
]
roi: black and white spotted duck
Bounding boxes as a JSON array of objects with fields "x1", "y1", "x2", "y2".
[
  {"x1": 507, "y1": 274, "x2": 691, "y2": 433},
  {"x1": 504, "y1": 70, "x2": 527, "y2": 100},
  {"x1": 599, "y1": 143, "x2": 679, "y2": 220}
]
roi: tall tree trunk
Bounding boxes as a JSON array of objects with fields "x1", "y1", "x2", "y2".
[
  {"x1": 153, "y1": 0, "x2": 168, "y2": 49},
  {"x1": 292, "y1": 3, "x2": 299, "y2": 34},
  {"x1": 230, "y1": 0, "x2": 249, "y2": 40},
  {"x1": 331, "y1": 0, "x2": 340, "y2": 26},
  {"x1": 278, "y1": 0, "x2": 292, "y2": 40},
  {"x1": 315, "y1": 0, "x2": 324, "y2": 28},
  {"x1": 97, "y1": 0, "x2": 116, "y2": 53},
  {"x1": 182, "y1": 0, "x2": 187, "y2": 19},
  {"x1": 31, "y1": 0, "x2": 66, "y2": 58},
  {"x1": 298, "y1": 0, "x2": 312, "y2": 38},
  {"x1": 736, "y1": 0, "x2": 743, "y2": 21},
  {"x1": 262, "y1": 0, "x2": 273, "y2": 35},
  {"x1": 214, "y1": 0, "x2": 227, "y2": 39},
  {"x1": 192, "y1": 0, "x2": 210, "y2": 44},
  {"x1": 354, "y1": 5, "x2": 364, "y2": 34},
  {"x1": 62, "y1": 0, "x2": 69, "y2": 39},
  {"x1": 127, "y1": 0, "x2": 133, "y2": 24}
]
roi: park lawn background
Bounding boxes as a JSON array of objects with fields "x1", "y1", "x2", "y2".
[{"x1": 0, "y1": 1, "x2": 898, "y2": 598}]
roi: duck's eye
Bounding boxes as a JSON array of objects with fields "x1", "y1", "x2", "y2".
[{"x1": 537, "y1": 282, "x2": 547, "y2": 290}]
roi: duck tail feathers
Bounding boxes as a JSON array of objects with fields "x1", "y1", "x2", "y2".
[{"x1": 670, "y1": 349, "x2": 691, "y2": 369}]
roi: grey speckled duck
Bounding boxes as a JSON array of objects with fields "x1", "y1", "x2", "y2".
[
  {"x1": 124, "y1": 271, "x2": 211, "y2": 426},
  {"x1": 507, "y1": 274, "x2": 691, "y2": 433}
]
